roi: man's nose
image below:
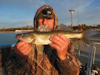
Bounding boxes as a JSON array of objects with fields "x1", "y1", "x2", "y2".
[{"x1": 42, "y1": 19, "x2": 47, "y2": 25}]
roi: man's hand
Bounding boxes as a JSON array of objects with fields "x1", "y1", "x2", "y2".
[
  {"x1": 16, "y1": 41, "x2": 32, "y2": 56},
  {"x1": 49, "y1": 34, "x2": 70, "y2": 61}
]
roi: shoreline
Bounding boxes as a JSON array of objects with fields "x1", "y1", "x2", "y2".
[{"x1": 0, "y1": 31, "x2": 15, "y2": 33}]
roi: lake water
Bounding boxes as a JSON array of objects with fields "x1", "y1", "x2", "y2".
[
  {"x1": 0, "y1": 32, "x2": 18, "y2": 48},
  {"x1": 0, "y1": 32, "x2": 100, "y2": 67}
]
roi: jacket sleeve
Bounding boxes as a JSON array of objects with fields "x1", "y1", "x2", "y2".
[
  {"x1": 3, "y1": 47, "x2": 28, "y2": 75},
  {"x1": 56, "y1": 42, "x2": 81, "y2": 75}
]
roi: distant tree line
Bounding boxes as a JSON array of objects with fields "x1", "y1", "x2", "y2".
[
  {"x1": 0, "y1": 24, "x2": 100, "y2": 32},
  {"x1": 58, "y1": 24, "x2": 100, "y2": 31},
  {"x1": 0, "y1": 27, "x2": 34, "y2": 32}
]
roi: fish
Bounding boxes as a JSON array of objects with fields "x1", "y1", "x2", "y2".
[{"x1": 16, "y1": 29, "x2": 100, "y2": 45}]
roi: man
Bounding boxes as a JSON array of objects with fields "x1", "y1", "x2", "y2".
[{"x1": 5, "y1": 5, "x2": 81, "y2": 75}]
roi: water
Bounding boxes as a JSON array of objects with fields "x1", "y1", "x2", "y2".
[
  {"x1": 73, "y1": 40, "x2": 100, "y2": 67},
  {"x1": 0, "y1": 32, "x2": 18, "y2": 48}
]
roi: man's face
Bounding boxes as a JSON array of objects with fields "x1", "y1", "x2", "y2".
[{"x1": 37, "y1": 18, "x2": 54, "y2": 31}]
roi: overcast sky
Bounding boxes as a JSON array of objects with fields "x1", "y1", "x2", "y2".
[{"x1": 0, "y1": 0, "x2": 100, "y2": 28}]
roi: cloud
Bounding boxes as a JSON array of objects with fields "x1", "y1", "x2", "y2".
[
  {"x1": 0, "y1": 18, "x2": 33, "y2": 28},
  {"x1": 0, "y1": 0, "x2": 95, "y2": 16},
  {"x1": 44, "y1": 0, "x2": 94, "y2": 12},
  {"x1": 0, "y1": 0, "x2": 94, "y2": 9},
  {"x1": 79, "y1": 6, "x2": 100, "y2": 25},
  {"x1": 0, "y1": 0, "x2": 45, "y2": 8},
  {"x1": 41, "y1": 0, "x2": 94, "y2": 25},
  {"x1": 0, "y1": 0, "x2": 100, "y2": 27}
]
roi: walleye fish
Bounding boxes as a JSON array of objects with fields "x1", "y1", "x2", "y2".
[{"x1": 16, "y1": 29, "x2": 100, "y2": 45}]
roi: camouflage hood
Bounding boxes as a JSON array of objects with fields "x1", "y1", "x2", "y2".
[{"x1": 34, "y1": 5, "x2": 58, "y2": 31}]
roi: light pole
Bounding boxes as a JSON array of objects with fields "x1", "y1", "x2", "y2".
[{"x1": 69, "y1": 9, "x2": 75, "y2": 27}]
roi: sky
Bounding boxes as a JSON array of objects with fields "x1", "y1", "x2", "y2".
[{"x1": 0, "y1": 0, "x2": 100, "y2": 28}]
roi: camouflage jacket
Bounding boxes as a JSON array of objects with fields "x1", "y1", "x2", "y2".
[{"x1": 3, "y1": 42, "x2": 81, "y2": 75}]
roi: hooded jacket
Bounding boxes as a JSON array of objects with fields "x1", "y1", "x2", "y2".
[{"x1": 34, "y1": 5, "x2": 57, "y2": 31}]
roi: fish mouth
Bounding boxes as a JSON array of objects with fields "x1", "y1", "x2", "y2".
[{"x1": 16, "y1": 34, "x2": 23, "y2": 40}]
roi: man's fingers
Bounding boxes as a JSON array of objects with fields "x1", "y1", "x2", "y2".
[
  {"x1": 16, "y1": 41, "x2": 25, "y2": 49},
  {"x1": 21, "y1": 46, "x2": 32, "y2": 55},
  {"x1": 58, "y1": 34, "x2": 70, "y2": 45},
  {"x1": 50, "y1": 35, "x2": 65, "y2": 47},
  {"x1": 16, "y1": 41, "x2": 32, "y2": 51},
  {"x1": 17, "y1": 41, "x2": 31, "y2": 49},
  {"x1": 49, "y1": 43, "x2": 60, "y2": 51}
]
